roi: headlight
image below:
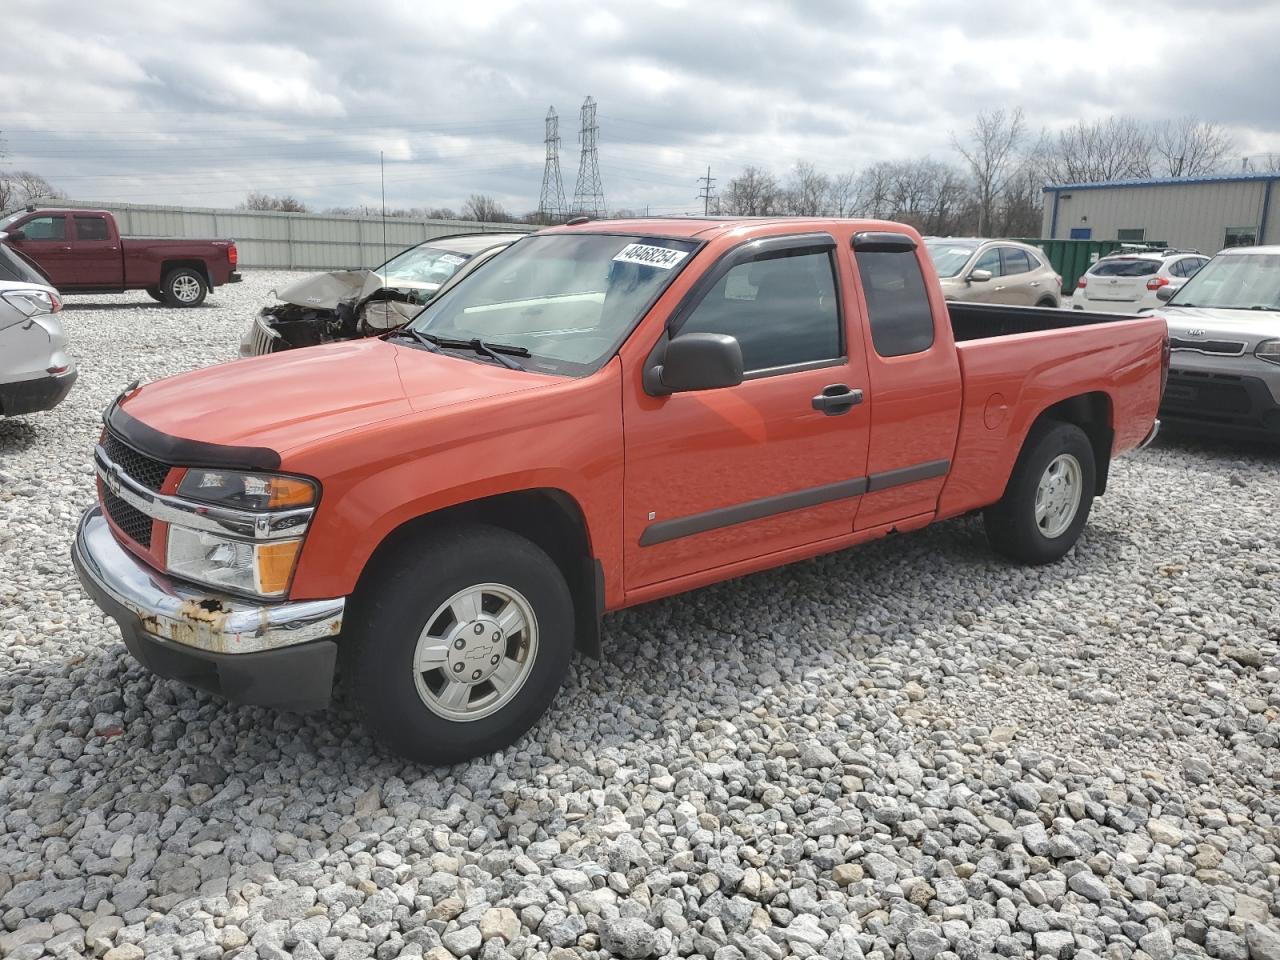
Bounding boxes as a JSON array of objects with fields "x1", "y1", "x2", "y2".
[
  {"x1": 2, "y1": 288, "x2": 60, "y2": 318},
  {"x1": 166, "y1": 527, "x2": 304, "y2": 598},
  {"x1": 1255, "y1": 340, "x2": 1280, "y2": 365},
  {"x1": 166, "y1": 469, "x2": 317, "y2": 598},
  {"x1": 178, "y1": 469, "x2": 316, "y2": 510}
]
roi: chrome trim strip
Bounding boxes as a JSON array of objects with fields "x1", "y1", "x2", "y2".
[
  {"x1": 94, "y1": 444, "x2": 312, "y2": 541},
  {"x1": 74, "y1": 506, "x2": 343, "y2": 654}
]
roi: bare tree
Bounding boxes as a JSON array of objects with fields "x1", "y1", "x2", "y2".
[
  {"x1": 1152, "y1": 117, "x2": 1234, "y2": 177},
  {"x1": 1041, "y1": 116, "x2": 1153, "y2": 185},
  {"x1": 721, "y1": 166, "x2": 782, "y2": 216},
  {"x1": 829, "y1": 171, "x2": 858, "y2": 217},
  {"x1": 783, "y1": 161, "x2": 832, "y2": 216},
  {"x1": 462, "y1": 194, "x2": 511, "y2": 222},
  {"x1": 855, "y1": 159, "x2": 973, "y2": 235},
  {"x1": 0, "y1": 170, "x2": 64, "y2": 210},
  {"x1": 241, "y1": 191, "x2": 308, "y2": 212},
  {"x1": 952, "y1": 108, "x2": 1026, "y2": 235}
]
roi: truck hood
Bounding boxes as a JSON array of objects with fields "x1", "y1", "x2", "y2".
[
  {"x1": 1161, "y1": 305, "x2": 1280, "y2": 348},
  {"x1": 117, "y1": 339, "x2": 558, "y2": 456}
]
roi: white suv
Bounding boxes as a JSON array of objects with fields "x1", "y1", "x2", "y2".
[
  {"x1": 1071, "y1": 249, "x2": 1209, "y2": 313},
  {"x1": 0, "y1": 243, "x2": 76, "y2": 416}
]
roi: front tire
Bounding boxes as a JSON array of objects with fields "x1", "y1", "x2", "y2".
[
  {"x1": 162, "y1": 268, "x2": 208, "y2": 307},
  {"x1": 344, "y1": 525, "x2": 574, "y2": 764},
  {"x1": 984, "y1": 421, "x2": 1096, "y2": 565},
  {"x1": 145, "y1": 286, "x2": 165, "y2": 303}
]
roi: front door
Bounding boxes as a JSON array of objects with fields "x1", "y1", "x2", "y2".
[
  {"x1": 70, "y1": 214, "x2": 121, "y2": 288},
  {"x1": 8, "y1": 215, "x2": 73, "y2": 287},
  {"x1": 622, "y1": 233, "x2": 872, "y2": 590}
]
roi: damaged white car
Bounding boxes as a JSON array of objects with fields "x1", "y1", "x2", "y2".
[{"x1": 240, "y1": 232, "x2": 525, "y2": 356}]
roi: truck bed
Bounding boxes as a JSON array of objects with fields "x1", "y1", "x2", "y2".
[{"x1": 948, "y1": 301, "x2": 1135, "y2": 342}]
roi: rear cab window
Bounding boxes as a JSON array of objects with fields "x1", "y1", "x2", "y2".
[
  {"x1": 854, "y1": 242, "x2": 935, "y2": 358},
  {"x1": 74, "y1": 216, "x2": 110, "y2": 241}
]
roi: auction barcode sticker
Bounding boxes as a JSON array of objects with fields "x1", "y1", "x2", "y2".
[
  {"x1": 438, "y1": 253, "x2": 467, "y2": 266},
  {"x1": 612, "y1": 243, "x2": 689, "y2": 269}
]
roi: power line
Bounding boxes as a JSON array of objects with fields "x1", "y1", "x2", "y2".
[
  {"x1": 538, "y1": 106, "x2": 566, "y2": 222},
  {"x1": 571, "y1": 97, "x2": 606, "y2": 218}
]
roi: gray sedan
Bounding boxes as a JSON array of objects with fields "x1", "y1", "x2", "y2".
[{"x1": 0, "y1": 243, "x2": 76, "y2": 417}]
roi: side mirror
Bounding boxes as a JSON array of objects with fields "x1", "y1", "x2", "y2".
[
  {"x1": 656, "y1": 332, "x2": 743, "y2": 394},
  {"x1": 967, "y1": 268, "x2": 992, "y2": 283},
  {"x1": 3, "y1": 229, "x2": 25, "y2": 242},
  {"x1": 1156, "y1": 285, "x2": 1176, "y2": 302}
]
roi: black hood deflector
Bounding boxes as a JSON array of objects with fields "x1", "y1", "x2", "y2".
[{"x1": 106, "y1": 398, "x2": 282, "y2": 472}]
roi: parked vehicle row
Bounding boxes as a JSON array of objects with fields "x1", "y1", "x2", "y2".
[
  {"x1": 73, "y1": 215, "x2": 1167, "y2": 763},
  {"x1": 0, "y1": 207, "x2": 239, "y2": 307}
]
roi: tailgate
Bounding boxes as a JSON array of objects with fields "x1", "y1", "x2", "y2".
[{"x1": 1083, "y1": 275, "x2": 1147, "y2": 302}]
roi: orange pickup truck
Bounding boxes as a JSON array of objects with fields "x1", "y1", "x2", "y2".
[{"x1": 73, "y1": 217, "x2": 1167, "y2": 763}]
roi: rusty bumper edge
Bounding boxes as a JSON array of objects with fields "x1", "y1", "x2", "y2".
[{"x1": 72, "y1": 506, "x2": 345, "y2": 655}]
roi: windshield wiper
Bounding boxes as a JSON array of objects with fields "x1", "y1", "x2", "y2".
[
  {"x1": 418, "y1": 333, "x2": 530, "y2": 371},
  {"x1": 387, "y1": 327, "x2": 441, "y2": 352}
]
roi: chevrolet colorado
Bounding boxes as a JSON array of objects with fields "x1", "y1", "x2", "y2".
[
  {"x1": 0, "y1": 208, "x2": 239, "y2": 306},
  {"x1": 73, "y1": 217, "x2": 1167, "y2": 763}
]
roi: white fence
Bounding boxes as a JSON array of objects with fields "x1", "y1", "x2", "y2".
[{"x1": 47, "y1": 199, "x2": 534, "y2": 270}]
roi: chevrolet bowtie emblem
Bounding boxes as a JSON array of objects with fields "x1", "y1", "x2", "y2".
[{"x1": 106, "y1": 464, "x2": 124, "y2": 497}]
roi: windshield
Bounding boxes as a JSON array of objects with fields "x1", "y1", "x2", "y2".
[
  {"x1": 378, "y1": 243, "x2": 474, "y2": 287},
  {"x1": 409, "y1": 233, "x2": 699, "y2": 376},
  {"x1": 1169, "y1": 253, "x2": 1280, "y2": 311},
  {"x1": 1090, "y1": 258, "x2": 1159, "y2": 277},
  {"x1": 924, "y1": 240, "x2": 976, "y2": 278}
]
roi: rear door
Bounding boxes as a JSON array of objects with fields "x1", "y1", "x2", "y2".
[
  {"x1": 1082, "y1": 257, "x2": 1159, "y2": 306},
  {"x1": 70, "y1": 214, "x2": 122, "y2": 288},
  {"x1": 849, "y1": 233, "x2": 962, "y2": 531},
  {"x1": 968, "y1": 246, "x2": 1016, "y2": 303},
  {"x1": 998, "y1": 246, "x2": 1040, "y2": 304},
  {"x1": 622, "y1": 232, "x2": 872, "y2": 590},
  {"x1": 7, "y1": 215, "x2": 74, "y2": 287}
]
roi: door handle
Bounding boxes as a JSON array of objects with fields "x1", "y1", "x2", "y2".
[
  {"x1": 811, "y1": 384, "x2": 864, "y2": 415},
  {"x1": 1030, "y1": 280, "x2": 1040, "y2": 287}
]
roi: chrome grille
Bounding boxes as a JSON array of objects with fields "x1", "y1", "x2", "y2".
[
  {"x1": 102, "y1": 432, "x2": 171, "y2": 491},
  {"x1": 247, "y1": 316, "x2": 283, "y2": 357}
]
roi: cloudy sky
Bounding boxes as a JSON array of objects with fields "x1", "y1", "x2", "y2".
[{"x1": 3, "y1": 0, "x2": 1278, "y2": 216}]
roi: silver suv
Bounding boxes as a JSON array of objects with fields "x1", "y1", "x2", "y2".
[
  {"x1": 1157, "y1": 245, "x2": 1280, "y2": 439},
  {"x1": 0, "y1": 243, "x2": 75, "y2": 417}
]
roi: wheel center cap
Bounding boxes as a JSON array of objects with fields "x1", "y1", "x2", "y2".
[{"x1": 445, "y1": 618, "x2": 505, "y2": 683}]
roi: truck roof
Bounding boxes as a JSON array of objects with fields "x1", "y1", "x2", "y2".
[
  {"x1": 538, "y1": 216, "x2": 912, "y2": 241},
  {"x1": 15, "y1": 208, "x2": 114, "y2": 217}
]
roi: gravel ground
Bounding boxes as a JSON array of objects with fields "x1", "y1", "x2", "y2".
[{"x1": 1, "y1": 271, "x2": 1278, "y2": 960}]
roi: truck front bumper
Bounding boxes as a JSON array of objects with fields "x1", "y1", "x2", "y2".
[{"x1": 72, "y1": 506, "x2": 343, "y2": 711}]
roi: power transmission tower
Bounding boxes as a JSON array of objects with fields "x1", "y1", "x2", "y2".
[
  {"x1": 697, "y1": 165, "x2": 716, "y2": 215},
  {"x1": 538, "y1": 107, "x2": 566, "y2": 222},
  {"x1": 572, "y1": 96, "x2": 606, "y2": 218}
]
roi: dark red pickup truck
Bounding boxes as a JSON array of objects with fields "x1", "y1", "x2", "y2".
[{"x1": 0, "y1": 207, "x2": 239, "y2": 306}]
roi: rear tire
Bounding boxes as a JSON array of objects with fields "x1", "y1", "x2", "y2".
[
  {"x1": 1036, "y1": 296, "x2": 1059, "y2": 308},
  {"x1": 145, "y1": 286, "x2": 165, "y2": 303},
  {"x1": 984, "y1": 420, "x2": 1096, "y2": 565},
  {"x1": 343, "y1": 525, "x2": 575, "y2": 764},
  {"x1": 161, "y1": 268, "x2": 208, "y2": 307}
]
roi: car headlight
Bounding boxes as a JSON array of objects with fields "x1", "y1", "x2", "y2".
[
  {"x1": 1255, "y1": 340, "x2": 1280, "y2": 365},
  {"x1": 166, "y1": 469, "x2": 317, "y2": 598},
  {"x1": 177, "y1": 469, "x2": 316, "y2": 510},
  {"x1": 166, "y1": 527, "x2": 305, "y2": 598}
]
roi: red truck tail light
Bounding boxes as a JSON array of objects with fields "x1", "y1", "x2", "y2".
[
  {"x1": 1076, "y1": 277, "x2": 1087, "y2": 289},
  {"x1": 1146, "y1": 276, "x2": 1169, "y2": 291},
  {"x1": 228, "y1": 244, "x2": 238, "y2": 268}
]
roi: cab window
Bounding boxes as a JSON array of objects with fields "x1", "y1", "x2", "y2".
[
  {"x1": 18, "y1": 215, "x2": 65, "y2": 240},
  {"x1": 677, "y1": 247, "x2": 842, "y2": 373},
  {"x1": 856, "y1": 249, "x2": 935, "y2": 357},
  {"x1": 75, "y1": 216, "x2": 110, "y2": 241}
]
